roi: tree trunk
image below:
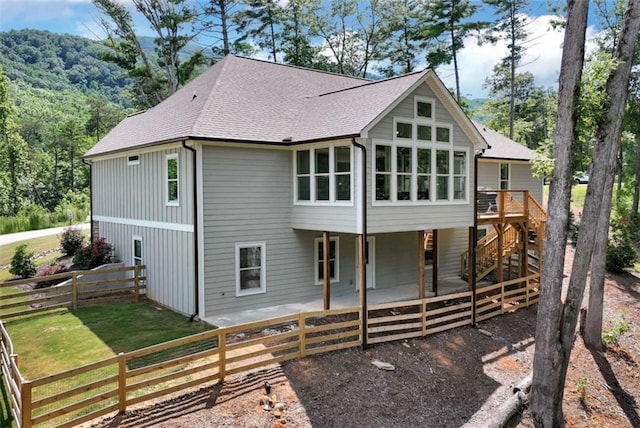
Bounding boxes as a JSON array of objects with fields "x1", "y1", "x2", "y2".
[
  {"x1": 530, "y1": 1, "x2": 589, "y2": 426},
  {"x1": 632, "y1": 133, "x2": 640, "y2": 218},
  {"x1": 508, "y1": 2, "x2": 516, "y2": 140},
  {"x1": 531, "y1": 2, "x2": 640, "y2": 426}
]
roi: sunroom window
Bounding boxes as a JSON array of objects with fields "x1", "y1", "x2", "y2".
[
  {"x1": 417, "y1": 148, "x2": 431, "y2": 200},
  {"x1": 453, "y1": 151, "x2": 466, "y2": 200},
  {"x1": 294, "y1": 146, "x2": 352, "y2": 204},
  {"x1": 397, "y1": 147, "x2": 412, "y2": 200},
  {"x1": 375, "y1": 145, "x2": 391, "y2": 201},
  {"x1": 436, "y1": 150, "x2": 449, "y2": 200}
]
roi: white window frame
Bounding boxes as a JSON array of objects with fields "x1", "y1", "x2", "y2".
[
  {"x1": 314, "y1": 236, "x2": 339, "y2": 285},
  {"x1": 499, "y1": 163, "x2": 511, "y2": 190},
  {"x1": 235, "y1": 242, "x2": 266, "y2": 297},
  {"x1": 393, "y1": 117, "x2": 414, "y2": 141},
  {"x1": 127, "y1": 155, "x2": 140, "y2": 166},
  {"x1": 166, "y1": 153, "x2": 179, "y2": 206},
  {"x1": 132, "y1": 235, "x2": 143, "y2": 266},
  {"x1": 293, "y1": 145, "x2": 353, "y2": 206},
  {"x1": 414, "y1": 96, "x2": 436, "y2": 122}
]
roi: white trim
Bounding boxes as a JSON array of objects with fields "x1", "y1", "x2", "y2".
[
  {"x1": 132, "y1": 235, "x2": 143, "y2": 266},
  {"x1": 314, "y1": 236, "x2": 340, "y2": 285},
  {"x1": 235, "y1": 242, "x2": 266, "y2": 297},
  {"x1": 166, "y1": 153, "x2": 179, "y2": 206},
  {"x1": 94, "y1": 215, "x2": 194, "y2": 232},
  {"x1": 127, "y1": 155, "x2": 140, "y2": 166}
]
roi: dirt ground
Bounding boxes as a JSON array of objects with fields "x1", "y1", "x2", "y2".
[{"x1": 92, "y1": 255, "x2": 640, "y2": 428}]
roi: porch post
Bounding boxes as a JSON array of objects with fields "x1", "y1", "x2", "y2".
[
  {"x1": 432, "y1": 229, "x2": 439, "y2": 296},
  {"x1": 323, "y1": 231, "x2": 330, "y2": 310},
  {"x1": 521, "y1": 224, "x2": 529, "y2": 279},
  {"x1": 496, "y1": 224, "x2": 504, "y2": 284},
  {"x1": 418, "y1": 231, "x2": 425, "y2": 299},
  {"x1": 358, "y1": 234, "x2": 367, "y2": 348}
]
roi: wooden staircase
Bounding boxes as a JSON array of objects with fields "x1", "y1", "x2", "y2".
[{"x1": 461, "y1": 191, "x2": 547, "y2": 281}]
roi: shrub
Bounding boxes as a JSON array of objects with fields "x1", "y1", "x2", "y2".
[
  {"x1": 73, "y1": 237, "x2": 114, "y2": 270},
  {"x1": 602, "y1": 313, "x2": 631, "y2": 349},
  {"x1": 60, "y1": 227, "x2": 85, "y2": 256},
  {"x1": 9, "y1": 244, "x2": 36, "y2": 279},
  {"x1": 606, "y1": 238, "x2": 636, "y2": 272},
  {"x1": 36, "y1": 263, "x2": 69, "y2": 289}
]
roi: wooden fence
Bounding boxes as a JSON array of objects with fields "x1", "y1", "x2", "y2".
[
  {"x1": 0, "y1": 273, "x2": 540, "y2": 428},
  {"x1": 0, "y1": 265, "x2": 147, "y2": 319}
]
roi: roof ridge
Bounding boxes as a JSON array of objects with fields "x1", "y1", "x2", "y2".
[
  {"x1": 312, "y1": 69, "x2": 428, "y2": 98},
  {"x1": 232, "y1": 54, "x2": 372, "y2": 82}
]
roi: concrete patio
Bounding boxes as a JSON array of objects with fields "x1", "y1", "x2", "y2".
[{"x1": 203, "y1": 277, "x2": 477, "y2": 327}]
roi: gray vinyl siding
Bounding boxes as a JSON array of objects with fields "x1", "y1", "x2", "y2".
[
  {"x1": 97, "y1": 222, "x2": 194, "y2": 316},
  {"x1": 92, "y1": 147, "x2": 193, "y2": 225},
  {"x1": 437, "y1": 228, "x2": 470, "y2": 278},
  {"x1": 366, "y1": 82, "x2": 476, "y2": 233},
  {"x1": 202, "y1": 146, "x2": 343, "y2": 316},
  {"x1": 373, "y1": 232, "x2": 419, "y2": 288},
  {"x1": 477, "y1": 160, "x2": 543, "y2": 203},
  {"x1": 290, "y1": 206, "x2": 357, "y2": 232}
]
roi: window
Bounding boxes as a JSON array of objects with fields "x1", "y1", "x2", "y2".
[
  {"x1": 133, "y1": 236, "x2": 143, "y2": 266},
  {"x1": 166, "y1": 154, "x2": 179, "y2": 205},
  {"x1": 417, "y1": 148, "x2": 431, "y2": 200},
  {"x1": 235, "y1": 242, "x2": 266, "y2": 296},
  {"x1": 296, "y1": 150, "x2": 311, "y2": 200},
  {"x1": 128, "y1": 155, "x2": 140, "y2": 166},
  {"x1": 453, "y1": 151, "x2": 466, "y2": 200},
  {"x1": 294, "y1": 146, "x2": 352, "y2": 204},
  {"x1": 417, "y1": 125, "x2": 432, "y2": 141},
  {"x1": 415, "y1": 97, "x2": 435, "y2": 121},
  {"x1": 436, "y1": 150, "x2": 449, "y2": 200},
  {"x1": 395, "y1": 121, "x2": 412, "y2": 139},
  {"x1": 375, "y1": 145, "x2": 391, "y2": 201},
  {"x1": 436, "y1": 126, "x2": 451, "y2": 143},
  {"x1": 397, "y1": 147, "x2": 412, "y2": 200},
  {"x1": 334, "y1": 146, "x2": 351, "y2": 200},
  {"x1": 500, "y1": 163, "x2": 510, "y2": 190},
  {"x1": 315, "y1": 237, "x2": 339, "y2": 284}
]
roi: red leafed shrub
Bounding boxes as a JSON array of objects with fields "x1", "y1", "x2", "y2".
[
  {"x1": 35, "y1": 263, "x2": 69, "y2": 289},
  {"x1": 72, "y1": 237, "x2": 114, "y2": 270}
]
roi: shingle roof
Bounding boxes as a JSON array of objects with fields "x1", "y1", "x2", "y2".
[
  {"x1": 473, "y1": 121, "x2": 535, "y2": 161},
  {"x1": 85, "y1": 55, "x2": 489, "y2": 157}
]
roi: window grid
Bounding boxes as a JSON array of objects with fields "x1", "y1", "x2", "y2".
[
  {"x1": 294, "y1": 146, "x2": 352, "y2": 204},
  {"x1": 314, "y1": 237, "x2": 339, "y2": 285},
  {"x1": 235, "y1": 242, "x2": 266, "y2": 296}
]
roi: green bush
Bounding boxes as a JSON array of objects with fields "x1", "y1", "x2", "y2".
[
  {"x1": 73, "y1": 237, "x2": 114, "y2": 270},
  {"x1": 60, "y1": 226, "x2": 85, "y2": 256},
  {"x1": 9, "y1": 244, "x2": 36, "y2": 279},
  {"x1": 606, "y1": 214, "x2": 638, "y2": 273},
  {"x1": 602, "y1": 313, "x2": 631, "y2": 349}
]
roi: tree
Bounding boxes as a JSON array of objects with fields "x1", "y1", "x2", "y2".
[
  {"x1": 485, "y1": 0, "x2": 530, "y2": 140},
  {"x1": 377, "y1": 0, "x2": 422, "y2": 76},
  {"x1": 201, "y1": 0, "x2": 253, "y2": 57},
  {"x1": 531, "y1": 1, "x2": 640, "y2": 426},
  {"x1": 234, "y1": 0, "x2": 283, "y2": 62},
  {"x1": 280, "y1": 0, "x2": 325, "y2": 68},
  {"x1": 85, "y1": 96, "x2": 125, "y2": 143},
  {"x1": 0, "y1": 65, "x2": 28, "y2": 216},
  {"x1": 416, "y1": 0, "x2": 488, "y2": 102}
]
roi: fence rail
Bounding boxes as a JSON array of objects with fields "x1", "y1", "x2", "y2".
[
  {"x1": 1, "y1": 274, "x2": 540, "y2": 427},
  {"x1": 0, "y1": 265, "x2": 147, "y2": 319}
]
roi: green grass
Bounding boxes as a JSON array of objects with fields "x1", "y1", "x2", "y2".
[
  {"x1": 5, "y1": 301, "x2": 213, "y2": 380},
  {"x1": 571, "y1": 184, "x2": 587, "y2": 212},
  {"x1": 0, "y1": 235, "x2": 63, "y2": 267}
]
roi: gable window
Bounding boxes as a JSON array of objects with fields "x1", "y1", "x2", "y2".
[
  {"x1": 375, "y1": 145, "x2": 391, "y2": 201},
  {"x1": 417, "y1": 125, "x2": 432, "y2": 141},
  {"x1": 415, "y1": 97, "x2": 435, "y2": 121},
  {"x1": 395, "y1": 121, "x2": 412, "y2": 139},
  {"x1": 315, "y1": 237, "x2": 339, "y2": 284},
  {"x1": 436, "y1": 126, "x2": 451, "y2": 143},
  {"x1": 128, "y1": 155, "x2": 140, "y2": 166},
  {"x1": 133, "y1": 236, "x2": 143, "y2": 266},
  {"x1": 166, "y1": 154, "x2": 179, "y2": 206},
  {"x1": 500, "y1": 163, "x2": 510, "y2": 190},
  {"x1": 236, "y1": 242, "x2": 266, "y2": 296},
  {"x1": 294, "y1": 145, "x2": 352, "y2": 204}
]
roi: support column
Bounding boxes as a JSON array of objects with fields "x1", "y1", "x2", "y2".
[
  {"x1": 521, "y1": 224, "x2": 529, "y2": 278},
  {"x1": 358, "y1": 234, "x2": 367, "y2": 348},
  {"x1": 323, "y1": 231, "x2": 330, "y2": 310},
  {"x1": 467, "y1": 227, "x2": 474, "y2": 291},
  {"x1": 418, "y1": 231, "x2": 425, "y2": 299},
  {"x1": 432, "y1": 229, "x2": 439, "y2": 296},
  {"x1": 496, "y1": 224, "x2": 504, "y2": 284}
]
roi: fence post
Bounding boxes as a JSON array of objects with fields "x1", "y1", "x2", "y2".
[
  {"x1": 133, "y1": 265, "x2": 140, "y2": 302},
  {"x1": 299, "y1": 313, "x2": 307, "y2": 358},
  {"x1": 118, "y1": 352, "x2": 127, "y2": 413},
  {"x1": 72, "y1": 272, "x2": 78, "y2": 310},
  {"x1": 421, "y1": 299, "x2": 427, "y2": 337},
  {"x1": 21, "y1": 380, "x2": 32, "y2": 428},
  {"x1": 501, "y1": 282, "x2": 505, "y2": 314},
  {"x1": 219, "y1": 329, "x2": 226, "y2": 382}
]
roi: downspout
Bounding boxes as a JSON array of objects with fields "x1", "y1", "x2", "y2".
[
  {"x1": 182, "y1": 141, "x2": 200, "y2": 322},
  {"x1": 351, "y1": 138, "x2": 368, "y2": 349},
  {"x1": 81, "y1": 159, "x2": 93, "y2": 244},
  {"x1": 471, "y1": 150, "x2": 483, "y2": 326}
]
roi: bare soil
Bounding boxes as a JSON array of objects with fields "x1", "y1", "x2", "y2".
[{"x1": 92, "y1": 257, "x2": 640, "y2": 428}]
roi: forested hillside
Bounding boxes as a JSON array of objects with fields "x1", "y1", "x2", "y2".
[{"x1": 0, "y1": 29, "x2": 131, "y2": 106}]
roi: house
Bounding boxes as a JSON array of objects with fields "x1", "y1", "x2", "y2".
[{"x1": 84, "y1": 55, "x2": 545, "y2": 322}]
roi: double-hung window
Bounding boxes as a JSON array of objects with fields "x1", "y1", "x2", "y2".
[
  {"x1": 500, "y1": 163, "x2": 510, "y2": 190},
  {"x1": 314, "y1": 237, "x2": 339, "y2": 284},
  {"x1": 133, "y1": 236, "x2": 143, "y2": 266},
  {"x1": 166, "y1": 154, "x2": 179, "y2": 206},
  {"x1": 236, "y1": 242, "x2": 266, "y2": 296},
  {"x1": 295, "y1": 146, "x2": 352, "y2": 204}
]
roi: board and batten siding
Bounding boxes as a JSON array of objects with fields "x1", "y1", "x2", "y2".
[
  {"x1": 98, "y1": 222, "x2": 194, "y2": 315},
  {"x1": 91, "y1": 146, "x2": 196, "y2": 316},
  {"x1": 365, "y1": 82, "x2": 476, "y2": 233},
  {"x1": 92, "y1": 147, "x2": 193, "y2": 225}
]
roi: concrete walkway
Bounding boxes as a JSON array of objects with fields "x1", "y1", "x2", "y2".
[{"x1": 0, "y1": 223, "x2": 90, "y2": 246}]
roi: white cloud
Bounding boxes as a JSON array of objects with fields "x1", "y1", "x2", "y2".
[{"x1": 438, "y1": 14, "x2": 601, "y2": 99}]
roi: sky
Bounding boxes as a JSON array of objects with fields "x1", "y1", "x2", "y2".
[{"x1": 0, "y1": 0, "x2": 607, "y2": 99}]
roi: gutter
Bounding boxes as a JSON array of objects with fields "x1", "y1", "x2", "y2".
[
  {"x1": 351, "y1": 138, "x2": 368, "y2": 349},
  {"x1": 182, "y1": 141, "x2": 200, "y2": 322},
  {"x1": 81, "y1": 159, "x2": 93, "y2": 243}
]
